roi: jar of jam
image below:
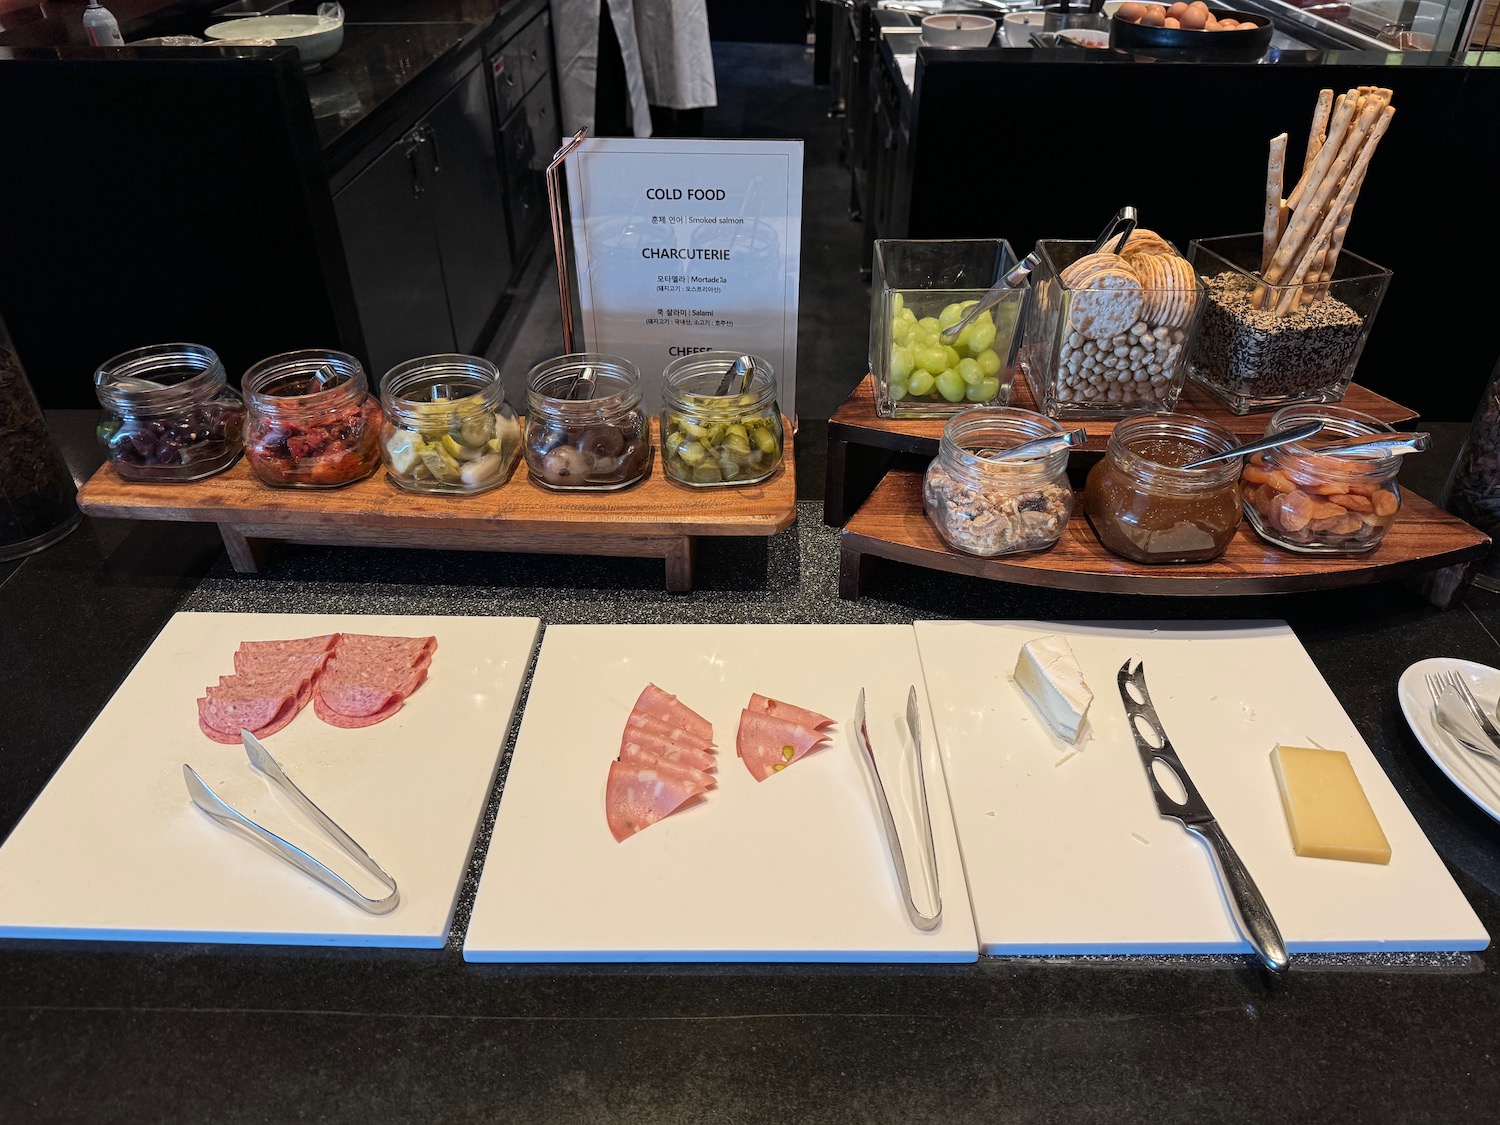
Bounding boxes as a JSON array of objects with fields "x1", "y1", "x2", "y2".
[
  {"x1": 1242, "y1": 404, "x2": 1403, "y2": 554},
  {"x1": 242, "y1": 349, "x2": 383, "y2": 488},
  {"x1": 524, "y1": 353, "x2": 651, "y2": 490},
  {"x1": 1083, "y1": 413, "x2": 1243, "y2": 564},
  {"x1": 94, "y1": 343, "x2": 245, "y2": 482},
  {"x1": 661, "y1": 351, "x2": 784, "y2": 486},
  {"x1": 379, "y1": 355, "x2": 521, "y2": 495},
  {"x1": 923, "y1": 407, "x2": 1073, "y2": 556}
]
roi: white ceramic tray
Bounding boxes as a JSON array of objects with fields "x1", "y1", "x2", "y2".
[
  {"x1": 914, "y1": 620, "x2": 1488, "y2": 956},
  {"x1": 1398, "y1": 657, "x2": 1500, "y2": 825},
  {"x1": 0, "y1": 612, "x2": 540, "y2": 948},
  {"x1": 463, "y1": 624, "x2": 978, "y2": 962}
]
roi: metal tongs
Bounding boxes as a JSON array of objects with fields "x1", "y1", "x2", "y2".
[
  {"x1": 714, "y1": 354, "x2": 755, "y2": 396},
  {"x1": 184, "y1": 730, "x2": 400, "y2": 915},
  {"x1": 853, "y1": 686, "x2": 942, "y2": 931},
  {"x1": 939, "y1": 252, "x2": 1040, "y2": 345}
]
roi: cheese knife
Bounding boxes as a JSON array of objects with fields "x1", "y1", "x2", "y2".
[{"x1": 1116, "y1": 660, "x2": 1289, "y2": 974}]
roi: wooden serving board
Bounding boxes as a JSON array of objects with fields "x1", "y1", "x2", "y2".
[
  {"x1": 463, "y1": 624, "x2": 978, "y2": 963},
  {"x1": 76, "y1": 419, "x2": 797, "y2": 592},
  {"x1": 914, "y1": 620, "x2": 1488, "y2": 955},
  {"x1": 824, "y1": 374, "x2": 1419, "y2": 524},
  {"x1": 839, "y1": 468, "x2": 1489, "y2": 607},
  {"x1": 0, "y1": 613, "x2": 540, "y2": 948}
]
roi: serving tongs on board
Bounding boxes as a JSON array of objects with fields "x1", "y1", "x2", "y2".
[
  {"x1": 1117, "y1": 661, "x2": 1287, "y2": 973},
  {"x1": 853, "y1": 686, "x2": 942, "y2": 931},
  {"x1": 183, "y1": 730, "x2": 400, "y2": 915}
]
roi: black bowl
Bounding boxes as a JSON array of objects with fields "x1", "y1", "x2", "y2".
[{"x1": 1109, "y1": 9, "x2": 1274, "y2": 53}]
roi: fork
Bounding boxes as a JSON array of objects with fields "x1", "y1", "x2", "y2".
[{"x1": 1426, "y1": 672, "x2": 1500, "y2": 763}]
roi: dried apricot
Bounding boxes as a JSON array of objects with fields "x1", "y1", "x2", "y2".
[
  {"x1": 1307, "y1": 499, "x2": 1347, "y2": 520},
  {"x1": 1242, "y1": 465, "x2": 1271, "y2": 486},
  {"x1": 1249, "y1": 451, "x2": 1266, "y2": 467},
  {"x1": 1266, "y1": 470, "x2": 1298, "y2": 494},
  {"x1": 1328, "y1": 492, "x2": 1374, "y2": 514},
  {"x1": 1372, "y1": 489, "x2": 1399, "y2": 517},
  {"x1": 1273, "y1": 491, "x2": 1313, "y2": 532}
]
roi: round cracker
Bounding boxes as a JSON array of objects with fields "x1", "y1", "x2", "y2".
[
  {"x1": 1061, "y1": 251, "x2": 1133, "y2": 290},
  {"x1": 1067, "y1": 269, "x2": 1145, "y2": 340},
  {"x1": 1119, "y1": 229, "x2": 1177, "y2": 262}
]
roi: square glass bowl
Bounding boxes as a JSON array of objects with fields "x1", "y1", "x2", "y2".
[
  {"x1": 870, "y1": 239, "x2": 1025, "y2": 419},
  {"x1": 1185, "y1": 233, "x2": 1391, "y2": 415},
  {"x1": 1018, "y1": 239, "x2": 1205, "y2": 420}
]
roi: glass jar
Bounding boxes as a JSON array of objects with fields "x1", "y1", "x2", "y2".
[
  {"x1": 1242, "y1": 404, "x2": 1403, "y2": 554},
  {"x1": 1083, "y1": 413, "x2": 1243, "y2": 564},
  {"x1": 379, "y1": 355, "x2": 521, "y2": 495},
  {"x1": 242, "y1": 349, "x2": 383, "y2": 489},
  {"x1": 1019, "y1": 238, "x2": 1205, "y2": 420},
  {"x1": 660, "y1": 351, "x2": 784, "y2": 487},
  {"x1": 1186, "y1": 234, "x2": 1391, "y2": 415},
  {"x1": 1, "y1": 313, "x2": 80, "y2": 560},
  {"x1": 923, "y1": 407, "x2": 1074, "y2": 557},
  {"x1": 524, "y1": 353, "x2": 651, "y2": 490},
  {"x1": 94, "y1": 343, "x2": 245, "y2": 482},
  {"x1": 870, "y1": 238, "x2": 1025, "y2": 419}
]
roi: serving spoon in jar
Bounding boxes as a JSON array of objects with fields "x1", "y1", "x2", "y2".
[
  {"x1": 969, "y1": 426, "x2": 1088, "y2": 462},
  {"x1": 1309, "y1": 431, "x2": 1431, "y2": 459},
  {"x1": 1180, "y1": 421, "x2": 1326, "y2": 469}
]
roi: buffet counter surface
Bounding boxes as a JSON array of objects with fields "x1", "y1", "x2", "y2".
[{"x1": 4, "y1": 412, "x2": 1500, "y2": 1121}]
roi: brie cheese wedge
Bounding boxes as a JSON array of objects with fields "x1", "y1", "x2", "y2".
[{"x1": 1014, "y1": 634, "x2": 1092, "y2": 744}]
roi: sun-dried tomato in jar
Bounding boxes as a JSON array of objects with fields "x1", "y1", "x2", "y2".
[
  {"x1": 242, "y1": 350, "x2": 383, "y2": 489},
  {"x1": 1241, "y1": 405, "x2": 1403, "y2": 554}
]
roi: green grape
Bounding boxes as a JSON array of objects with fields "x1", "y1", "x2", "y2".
[
  {"x1": 907, "y1": 370, "x2": 936, "y2": 397},
  {"x1": 967, "y1": 321, "x2": 997, "y2": 355},
  {"x1": 975, "y1": 349, "x2": 1002, "y2": 377},
  {"x1": 901, "y1": 306, "x2": 918, "y2": 323},
  {"x1": 888, "y1": 378, "x2": 908, "y2": 401},
  {"x1": 916, "y1": 345, "x2": 949, "y2": 375},
  {"x1": 892, "y1": 318, "x2": 912, "y2": 346},
  {"x1": 937, "y1": 302, "x2": 966, "y2": 330},
  {"x1": 973, "y1": 309, "x2": 993, "y2": 328},
  {"x1": 890, "y1": 345, "x2": 915, "y2": 382},
  {"x1": 952, "y1": 323, "x2": 975, "y2": 353},
  {"x1": 941, "y1": 344, "x2": 961, "y2": 371},
  {"x1": 966, "y1": 376, "x2": 1001, "y2": 403},
  {"x1": 918, "y1": 316, "x2": 941, "y2": 334},
  {"x1": 917, "y1": 326, "x2": 941, "y2": 347},
  {"x1": 891, "y1": 292, "x2": 905, "y2": 316},
  {"x1": 957, "y1": 357, "x2": 984, "y2": 385},
  {"x1": 935, "y1": 369, "x2": 966, "y2": 402}
]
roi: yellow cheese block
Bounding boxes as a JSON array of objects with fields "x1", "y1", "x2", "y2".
[{"x1": 1270, "y1": 745, "x2": 1391, "y2": 865}]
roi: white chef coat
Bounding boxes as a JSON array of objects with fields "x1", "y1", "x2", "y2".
[
  {"x1": 553, "y1": 0, "x2": 655, "y2": 137},
  {"x1": 633, "y1": 0, "x2": 717, "y2": 110}
]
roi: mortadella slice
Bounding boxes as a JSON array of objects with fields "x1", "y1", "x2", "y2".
[
  {"x1": 634, "y1": 684, "x2": 713, "y2": 742},
  {"x1": 748, "y1": 694, "x2": 835, "y2": 732},
  {"x1": 737, "y1": 709, "x2": 831, "y2": 782},
  {"x1": 620, "y1": 736, "x2": 717, "y2": 776},
  {"x1": 605, "y1": 760, "x2": 709, "y2": 842},
  {"x1": 624, "y1": 711, "x2": 716, "y2": 751}
]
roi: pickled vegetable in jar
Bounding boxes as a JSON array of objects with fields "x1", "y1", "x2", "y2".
[
  {"x1": 524, "y1": 354, "x2": 651, "y2": 491},
  {"x1": 1241, "y1": 404, "x2": 1403, "y2": 554},
  {"x1": 379, "y1": 355, "x2": 520, "y2": 495},
  {"x1": 660, "y1": 351, "x2": 784, "y2": 487},
  {"x1": 94, "y1": 343, "x2": 244, "y2": 482},
  {"x1": 1083, "y1": 413, "x2": 1243, "y2": 564},
  {"x1": 242, "y1": 350, "x2": 383, "y2": 489}
]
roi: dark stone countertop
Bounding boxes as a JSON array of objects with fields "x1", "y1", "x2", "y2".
[{"x1": 5, "y1": 412, "x2": 1500, "y2": 1122}]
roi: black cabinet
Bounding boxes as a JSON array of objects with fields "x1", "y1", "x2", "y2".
[{"x1": 488, "y1": 10, "x2": 557, "y2": 267}]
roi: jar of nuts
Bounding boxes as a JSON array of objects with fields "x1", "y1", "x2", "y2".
[
  {"x1": 1241, "y1": 404, "x2": 1403, "y2": 554},
  {"x1": 923, "y1": 407, "x2": 1074, "y2": 557},
  {"x1": 1019, "y1": 234, "x2": 1204, "y2": 420}
]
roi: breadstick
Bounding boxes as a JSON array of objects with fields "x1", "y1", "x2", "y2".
[
  {"x1": 1273, "y1": 105, "x2": 1395, "y2": 314},
  {"x1": 1262, "y1": 134, "x2": 1288, "y2": 277},
  {"x1": 1267, "y1": 93, "x2": 1382, "y2": 288},
  {"x1": 1287, "y1": 89, "x2": 1354, "y2": 215},
  {"x1": 1311, "y1": 130, "x2": 1379, "y2": 302},
  {"x1": 1304, "y1": 89, "x2": 1334, "y2": 170}
]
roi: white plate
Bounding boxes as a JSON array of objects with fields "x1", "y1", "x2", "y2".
[
  {"x1": 0, "y1": 612, "x2": 539, "y2": 947},
  {"x1": 1397, "y1": 658, "x2": 1500, "y2": 824},
  {"x1": 915, "y1": 620, "x2": 1488, "y2": 955},
  {"x1": 464, "y1": 624, "x2": 978, "y2": 962}
]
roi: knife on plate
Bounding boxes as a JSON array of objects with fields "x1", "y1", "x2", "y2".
[{"x1": 1116, "y1": 660, "x2": 1289, "y2": 974}]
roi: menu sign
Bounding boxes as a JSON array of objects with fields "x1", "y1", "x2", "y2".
[{"x1": 566, "y1": 138, "x2": 804, "y2": 413}]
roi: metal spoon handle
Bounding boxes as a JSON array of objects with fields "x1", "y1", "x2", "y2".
[
  {"x1": 1311, "y1": 431, "x2": 1431, "y2": 458},
  {"x1": 938, "y1": 252, "x2": 1040, "y2": 344},
  {"x1": 985, "y1": 426, "x2": 1087, "y2": 462},
  {"x1": 1181, "y1": 421, "x2": 1325, "y2": 469}
]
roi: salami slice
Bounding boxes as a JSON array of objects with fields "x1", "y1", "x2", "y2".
[
  {"x1": 314, "y1": 666, "x2": 401, "y2": 719},
  {"x1": 233, "y1": 646, "x2": 334, "y2": 679},
  {"x1": 624, "y1": 711, "x2": 715, "y2": 751},
  {"x1": 605, "y1": 760, "x2": 709, "y2": 842},
  {"x1": 312, "y1": 689, "x2": 404, "y2": 729},
  {"x1": 747, "y1": 694, "x2": 835, "y2": 732},
  {"x1": 633, "y1": 684, "x2": 713, "y2": 741},
  {"x1": 197, "y1": 684, "x2": 298, "y2": 736},
  {"x1": 737, "y1": 710, "x2": 831, "y2": 782},
  {"x1": 197, "y1": 693, "x2": 299, "y2": 744},
  {"x1": 620, "y1": 738, "x2": 717, "y2": 778}
]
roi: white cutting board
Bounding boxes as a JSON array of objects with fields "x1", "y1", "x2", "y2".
[
  {"x1": 464, "y1": 624, "x2": 978, "y2": 962},
  {"x1": 914, "y1": 620, "x2": 1488, "y2": 956},
  {"x1": 0, "y1": 612, "x2": 539, "y2": 948}
]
